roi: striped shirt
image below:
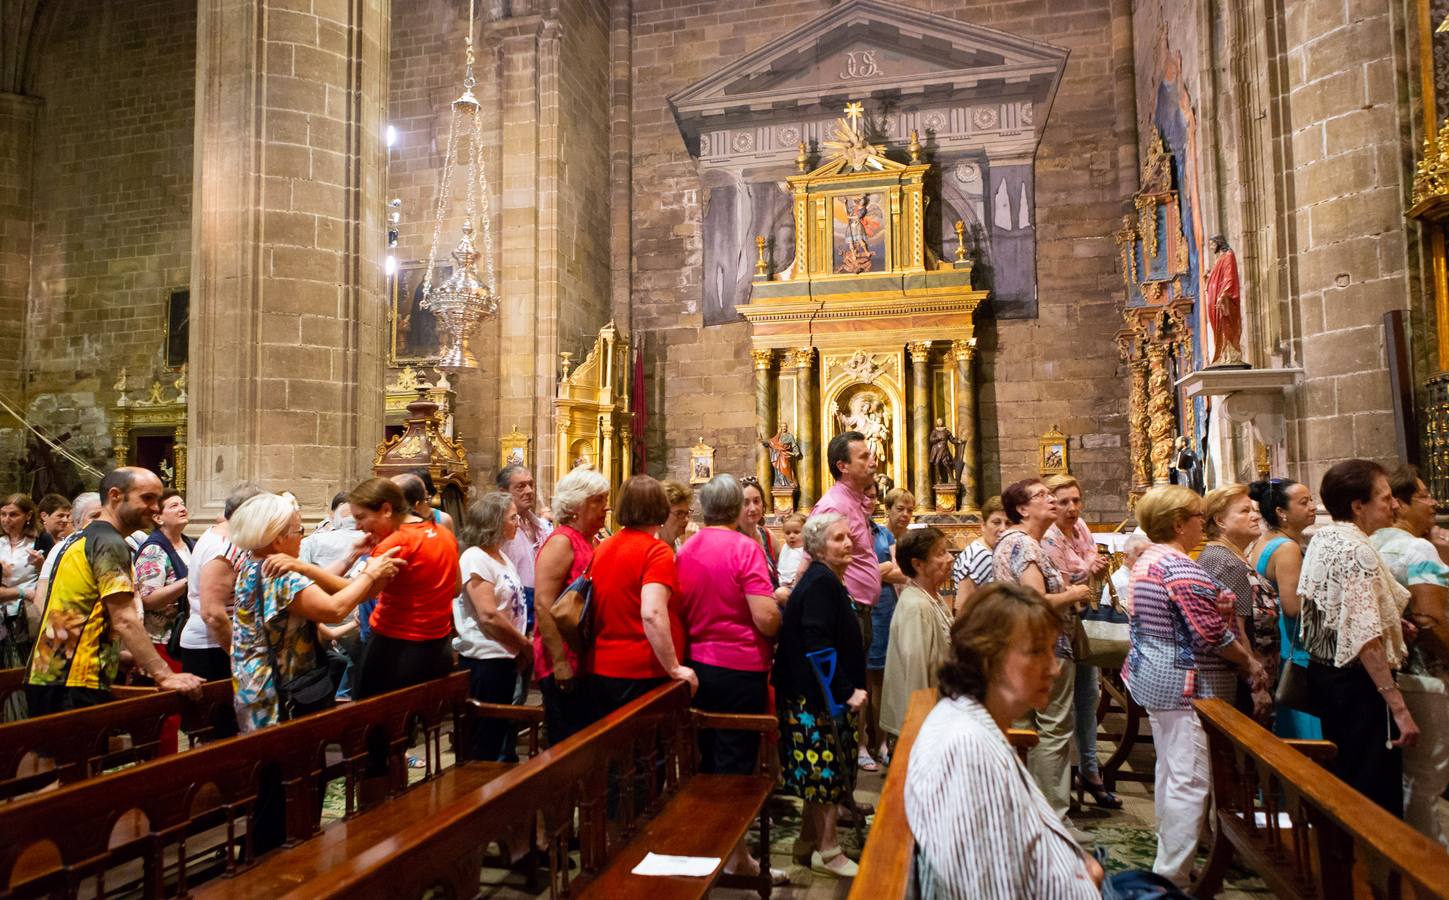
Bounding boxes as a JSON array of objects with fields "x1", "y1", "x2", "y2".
[
  {"x1": 1123, "y1": 543, "x2": 1237, "y2": 710},
  {"x1": 905, "y1": 695, "x2": 1098, "y2": 900},
  {"x1": 951, "y1": 538, "x2": 994, "y2": 588}
]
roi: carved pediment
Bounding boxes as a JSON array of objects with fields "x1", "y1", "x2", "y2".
[{"x1": 669, "y1": 0, "x2": 1068, "y2": 152}]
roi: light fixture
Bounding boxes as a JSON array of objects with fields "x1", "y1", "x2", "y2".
[
  {"x1": 419, "y1": 0, "x2": 498, "y2": 370},
  {"x1": 385, "y1": 124, "x2": 397, "y2": 148},
  {"x1": 384, "y1": 254, "x2": 398, "y2": 276}
]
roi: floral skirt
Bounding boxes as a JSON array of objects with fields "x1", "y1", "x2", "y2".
[{"x1": 777, "y1": 692, "x2": 858, "y2": 804}]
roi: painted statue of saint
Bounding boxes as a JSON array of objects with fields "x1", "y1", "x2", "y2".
[
  {"x1": 928, "y1": 419, "x2": 960, "y2": 485},
  {"x1": 1205, "y1": 235, "x2": 1244, "y2": 366},
  {"x1": 763, "y1": 422, "x2": 801, "y2": 487}
]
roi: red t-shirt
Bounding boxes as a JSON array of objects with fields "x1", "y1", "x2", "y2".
[
  {"x1": 587, "y1": 527, "x2": 684, "y2": 680},
  {"x1": 368, "y1": 520, "x2": 461, "y2": 641}
]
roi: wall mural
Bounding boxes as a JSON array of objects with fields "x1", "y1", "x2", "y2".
[{"x1": 671, "y1": 0, "x2": 1068, "y2": 325}]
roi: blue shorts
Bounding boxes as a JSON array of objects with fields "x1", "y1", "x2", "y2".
[{"x1": 867, "y1": 589, "x2": 896, "y2": 670}]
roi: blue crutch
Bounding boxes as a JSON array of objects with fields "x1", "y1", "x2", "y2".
[{"x1": 805, "y1": 648, "x2": 866, "y2": 846}]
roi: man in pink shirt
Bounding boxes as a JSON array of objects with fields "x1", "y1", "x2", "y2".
[{"x1": 810, "y1": 431, "x2": 882, "y2": 607}]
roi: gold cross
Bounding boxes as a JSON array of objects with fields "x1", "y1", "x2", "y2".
[{"x1": 844, "y1": 101, "x2": 864, "y2": 127}]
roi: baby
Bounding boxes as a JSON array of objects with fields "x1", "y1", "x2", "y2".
[{"x1": 776, "y1": 513, "x2": 807, "y2": 591}]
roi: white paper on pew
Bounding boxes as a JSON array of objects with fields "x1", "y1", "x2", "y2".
[
  {"x1": 1248, "y1": 811, "x2": 1294, "y2": 829},
  {"x1": 630, "y1": 853, "x2": 721, "y2": 877}
]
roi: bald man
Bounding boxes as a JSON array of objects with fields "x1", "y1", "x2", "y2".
[{"x1": 26, "y1": 466, "x2": 204, "y2": 716}]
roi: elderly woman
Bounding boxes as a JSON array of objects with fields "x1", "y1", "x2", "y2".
[
  {"x1": 676, "y1": 474, "x2": 782, "y2": 878},
  {"x1": 660, "y1": 480, "x2": 693, "y2": 551},
  {"x1": 772, "y1": 512, "x2": 867, "y2": 878},
  {"x1": 906, "y1": 582, "x2": 1105, "y2": 898},
  {"x1": 586, "y1": 475, "x2": 692, "y2": 722},
  {"x1": 1300, "y1": 459, "x2": 1416, "y2": 817},
  {"x1": 1373, "y1": 465, "x2": 1449, "y2": 846},
  {"x1": 455, "y1": 492, "x2": 531, "y2": 762},
  {"x1": 227, "y1": 493, "x2": 402, "y2": 731},
  {"x1": 1125, "y1": 485, "x2": 1267, "y2": 886},
  {"x1": 952, "y1": 495, "x2": 1008, "y2": 613},
  {"x1": 738, "y1": 476, "x2": 779, "y2": 586},
  {"x1": 1197, "y1": 485, "x2": 1276, "y2": 720},
  {"x1": 1247, "y1": 477, "x2": 1321, "y2": 739},
  {"x1": 880, "y1": 525, "x2": 953, "y2": 739},
  {"x1": 993, "y1": 478, "x2": 1091, "y2": 823},
  {"x1": 534, "y1": 465, "x2": 611, "y2": 746},
  {"x1": 1042, "y1": 474, "x2": 1119, "y2": 811}
]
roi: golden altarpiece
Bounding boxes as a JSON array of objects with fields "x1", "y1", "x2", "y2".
[
  {"x1": 553, "y1": 321, "x2": 633, "y2": 506},
  {"x1": 738, "y1": 104, "x2": 987, "y2": 527}
]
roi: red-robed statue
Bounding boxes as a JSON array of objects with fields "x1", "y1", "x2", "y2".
[{"x1": 1205, "y1": 235, "x2": 1245, "y2": 366}]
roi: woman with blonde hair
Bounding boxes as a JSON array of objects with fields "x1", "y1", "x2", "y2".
[
  {"x1": 533, "y1": 465, "x2": 611, "y2": 746},
  {"x1": 227, "y1": 493, "x2": 403, "y2": 731},
  {"x1": 1197, "y1": 484, "x2": 1276, "y2": 720},
  {"x1": 659, "y1": 481, "x2": 693, "y2": 551},
  {"x1": 1126, "y1": 485, "x2": 1267, "y2": 886}
]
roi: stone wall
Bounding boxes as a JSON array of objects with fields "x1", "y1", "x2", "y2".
[
  {"x1": 629, "y1": 0, "x2": 1135, "y2": 520},
  {"x1": 11, "y1": 0, "x2": 196, "y2": 484}
]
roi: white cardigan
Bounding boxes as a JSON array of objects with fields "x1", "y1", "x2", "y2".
[{"x1": 904, "y1": 695, "x2": 1100, "y2": 900}]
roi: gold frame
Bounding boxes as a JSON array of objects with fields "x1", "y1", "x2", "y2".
[
  {"x1": 689, "y1": 438, "x2": 715, "y2": 485},
  {"x1": 1039, "y1": 425, "x2": 1069, "y2": 476},
  {"x1": 500, "y1": 424, "x2": 530, "y2": 469}
]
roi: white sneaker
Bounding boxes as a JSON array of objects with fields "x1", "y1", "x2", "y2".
[{"x1": 810, "y1": 848, "x2": 859, "y2": 878}]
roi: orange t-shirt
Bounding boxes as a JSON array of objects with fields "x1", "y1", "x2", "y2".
[
  {"x1": 368, "y1": 520, "x2": 461, "y2": 641},
  {"x1": 587, "y1": 527, "x2": 684, "y2": 680}
]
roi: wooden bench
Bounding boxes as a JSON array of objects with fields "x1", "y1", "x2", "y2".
[
  {"x1": 0, "y1": 679, "x2": 234, "y2": 801},
  {"x1": 234, "y1": 681, "x2": 778, "y2": 900},
  {"x1": 0, "y1": 671, "x2": 542, "y2": 899},
  {"x1": 849, "y1": 688, "x2": 1042, "y2": 899},
  {"x1": 1193, "y1": 697, "x2": 1449, "y2": 899}
]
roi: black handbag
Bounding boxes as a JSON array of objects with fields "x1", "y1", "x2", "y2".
[
  {"x1": 1274, "y1": 661, "x2": 1311, "y2": 712},
  {"x1": 260, "y1": 603, "x2": 343, "y2": 721}
]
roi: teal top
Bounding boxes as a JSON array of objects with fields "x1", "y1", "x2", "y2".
[{"x1": 1256, "y1": 536, "x2": 1307, "y2": 665}]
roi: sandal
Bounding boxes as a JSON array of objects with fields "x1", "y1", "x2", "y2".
[
  {"x1": 856, "y1": 751, "x2": 879, "y2": 772},
  {"x1": 407, "y1": 755, "x2": 426, "y2": 770},
  {"x1": 1076, "y1": 771, "x2": 1122, "y2": 810},
  {"x1": 810, "y1": 847, "x2": 858, "y2": 878}
]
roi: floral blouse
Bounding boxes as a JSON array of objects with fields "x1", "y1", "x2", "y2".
[
  {"x1": 994, "y1": 529, "x2": 1072, "y2": 659},
  {"x1": 231, "y1": 561, "x2": 317, "y2": 732},
  {"x1": 1299, "y1": 522, "x2": 1410, "y2": 669},
  {"x1": 134, "y1": 541, "x2": 191, "y2": 643}
]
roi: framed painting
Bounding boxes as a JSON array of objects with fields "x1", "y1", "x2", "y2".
[
  {"x1": 165, "y1": 289, "x2": 189, "y2": 369},
  {"x1": 388, "y1": 262, "x2": 451, "y2": 366},
  {"x1": 1039, "y1": 425, "x2": 1069, "y2": 476},
  {"x1": 831, "y1": 192, "x2": 888, "y2": 274},
  {"x1": 500, "y1": 425, "x2": 529, "y2": 470},
  {"x1": 689, "y1": 438, "x2": 715, "y2": 485}
]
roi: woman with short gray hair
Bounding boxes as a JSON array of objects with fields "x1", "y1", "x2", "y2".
[{"x1": 455, "y1": 491, "x2": 530, "y2": 761}]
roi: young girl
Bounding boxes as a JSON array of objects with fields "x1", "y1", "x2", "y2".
[{"x1": 776, "y1": 514, "x2": 806, "y2": 594}]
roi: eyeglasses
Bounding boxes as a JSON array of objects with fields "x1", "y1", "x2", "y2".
[{"x1": 1027, "y1": 490, "x2": 1052, "y2": 502}]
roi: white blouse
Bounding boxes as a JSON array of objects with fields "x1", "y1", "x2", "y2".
[{"x1": 905, "y1": 695, "x2": 1099, "y2": 900}]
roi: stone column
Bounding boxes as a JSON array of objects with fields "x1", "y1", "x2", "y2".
[
  {"x1": 751, "y1": 349, "x2": 775, "y2": 490},
  {"x1": 0, "y1": 93, "x2": 40, "y2": 478},
  {"x1": 188, "y1": 0, "x2": 390, "y2": 515},
  {"x1": 907, "y1": 341, "x2": 932, "y2": 506},
  {"x1": 952, "y1": 339, "x2": 980, "y2": 512},
  {"x1": 788, "y1": 347, "x2": 818, "y2": 508}
]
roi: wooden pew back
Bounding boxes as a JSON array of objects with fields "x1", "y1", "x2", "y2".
[
  {"x1": 1194, "y1": 697, "x2": 1449, "y2": 900},
  {"x1": 290, "y1": 680, "x2": 705, "y2": 899},
  {"x1": 0, "y1": 667, "x2": 24, "y2": 714},
  {"x1": 0, "y1": 680, "x2": 234, "y2": 802},
  {"x1": 0, "y1": 671, "x2": 479, "y2": 899}
]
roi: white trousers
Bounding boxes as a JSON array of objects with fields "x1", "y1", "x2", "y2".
[
  {"x1": 1026, "y1": 658, "x2": 1076, "y2": 821},
  {"x1": 1146, "y1": 707, "x2": 1210, "y2": 887},
  {"x1": 1400, "y1": 673, "x2": 1449, "y2": 850}
]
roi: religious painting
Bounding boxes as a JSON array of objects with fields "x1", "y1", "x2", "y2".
[
  {"x1": 499, "y1": 425, "x2": 529, "y2": 470},
  {"x1": 689, "y1": 439, "x2": 715, "y2": 485},
  {"x1": 388, "y1": 263, "x2": 450, "y2": 366},
  {"x1": 165, "y1": 289, "x2": 189, "y2": 369},
  {"x1": 832, "y1": 193, "x2": 886, "y2": 274},
  {"x1": 1039, "y1": 425, "x2": 1069, "y2": 476}
]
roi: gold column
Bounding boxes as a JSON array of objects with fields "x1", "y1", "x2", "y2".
[
  {"x1": 788, "y1": 347, "x2": 818, "y2": 508},
  {"x1": 173, "y1": 423, "x2": 188, "y2": 492},
  {"x1": 952, "y1": 339, "x2": 980, "y2": 512},
  {"x1": 111, "y1": 416, "x2": 129, "y2": 469},
  {"x1": 907, "y1": 341, "x2": 932, "y2": 507},
  {"x1": 1146, "y1": 343, "x2": 1175, "y2": 485},
  {"x1": 1117, "y1": 323, "x2": 1151, "y2": 492},
  {"x1": 752, "y1": 349, "x2": 776, "y2": 490}
]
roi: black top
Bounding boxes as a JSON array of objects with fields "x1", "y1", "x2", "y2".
[{"x1": 771, "y1": 560, "x2": 866, "y2": 710}]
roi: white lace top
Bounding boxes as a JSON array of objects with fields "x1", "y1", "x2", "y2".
[{"x1": 1298, "y1": 522, "x2": 1410, "y2": 669}]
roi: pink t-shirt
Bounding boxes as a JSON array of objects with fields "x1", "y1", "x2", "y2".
[
  {"x1": 809, "y1": 480, "x2": 882, "y2": 606},
  {"x1": 675, "y1": 527, "x2": 776, "y2": 672}
]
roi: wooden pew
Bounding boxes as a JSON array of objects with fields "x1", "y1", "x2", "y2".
[
  {"x1": 0, "y1": 667, "x2": 24, "y2": 711},
  {"x1": 0, "y1": 679, "x2": 233, "y2": 801},
  {"x1": 227, "y1": 681, "x2": 778, "y2": 900},
  {"x1": 1193, "y1": 697, "x2": 1449, "y2": 899},
  {"x1": 848, "y1": 688, "x2": 1042, "y2": 900},
  {"x1": 0, "y1": 671, "x2": 541, "y2": 899}
]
